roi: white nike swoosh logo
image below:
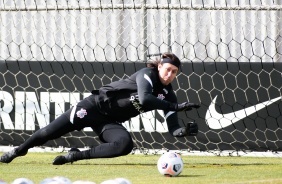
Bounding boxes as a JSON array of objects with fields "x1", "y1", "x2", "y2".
[{"x1": 205, "y1": 96, "x2": 281, "y2": 129}]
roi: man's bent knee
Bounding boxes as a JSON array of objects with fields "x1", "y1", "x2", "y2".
[{"x1": 115, "y1": 136, "x2": 134, "y2": 156}]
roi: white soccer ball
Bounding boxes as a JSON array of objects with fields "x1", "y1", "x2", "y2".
[
  {"x1": 72, "y1": 180, "x2": 96, "y2": 184},
  {"x1": 40, "y1": 177, "x2": 71, "y2": 184},
  {"x1": 101, "y1": 178, "x2": 131, "y2": 184},
  {"x1": 0, "y1": 180, "x2": 8, "y2": 184},
  {"x1": 157, "y1": 152, "x2": 184, "y2": 177},
  {"x1": 52, "y1": 176, "x2": 72, "y2": 184},
  {"x1": 100, "y1": 180, "x2": 119, "y2": 184},
  {"x1": 39, "y1": 178, "x2": 58, "y2": 184},
  {"x1": 12, "y1": 178, "x2": 34, "y2": 184},
  {"x1": 114, "y1": 178, "x2": 132, "y2": 184}
]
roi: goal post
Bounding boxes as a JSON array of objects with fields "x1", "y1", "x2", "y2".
[{"x1": 1, "y1": 1, "x2": 282, "y2": 156}]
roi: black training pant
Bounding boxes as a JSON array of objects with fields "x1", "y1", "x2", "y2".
[{"x1": 17, "y1": 95, "x2": 134, "y2": 160}]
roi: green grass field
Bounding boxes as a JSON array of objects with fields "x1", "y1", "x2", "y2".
[{"x1": 0, "y1": 152, "x2": 282, "y2": 184}]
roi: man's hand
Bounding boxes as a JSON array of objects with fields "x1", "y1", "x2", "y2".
[
  {"x1": 186, "y1": 122, "x2": 198, "y2": 136},
  {"x1": 175, "y1": 102, "x2": 200, "y2": 111}
]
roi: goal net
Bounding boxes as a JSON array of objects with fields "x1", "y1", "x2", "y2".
[{"x1": 1, "y1": 0, "x2": 282, "y2": 156}]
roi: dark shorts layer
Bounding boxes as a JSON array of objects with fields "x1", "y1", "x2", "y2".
[{"x1": 63, "y1": 94, "x2": 118, "y2": 130}]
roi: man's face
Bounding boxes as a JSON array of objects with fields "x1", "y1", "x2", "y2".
[{"x1": 158, "y1": 63, "x2": 178, "y2": 85}]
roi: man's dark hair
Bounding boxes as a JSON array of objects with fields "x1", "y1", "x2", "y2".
[{"x1": 147, "y1": 52, "x2": 181, "y2": 68}]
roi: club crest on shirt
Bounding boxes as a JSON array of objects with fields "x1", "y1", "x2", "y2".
[
  {"x1": 157, "y1": 94, "x2": 165, "y2": 100},
  {"x1": 76, "y1": 108, "x2": 87, "y2": 118}
]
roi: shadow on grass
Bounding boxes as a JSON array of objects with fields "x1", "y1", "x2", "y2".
[
  {"x1": 177, "y1": 174, "x2": 204, "y2": 178},
  {"x1": 187, "y1": 163, "x2": 278, "y2": 168},
  {"x1": 60, "y1": 163, "x2": 162, "y2": 166}
]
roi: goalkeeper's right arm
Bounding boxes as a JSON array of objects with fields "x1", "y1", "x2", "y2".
[{"x1": 165, "y1": 111, "x2": 198, "y2": 137}]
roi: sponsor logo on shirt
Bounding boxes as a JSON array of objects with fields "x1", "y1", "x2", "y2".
[{"x1": 130, "y1": 95, "x2": 144, "y2": 113}]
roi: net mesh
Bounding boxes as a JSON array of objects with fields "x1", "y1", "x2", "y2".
[
  {"x1": 2, "y1": 0, "x2": 282, "y2": 62},
  {"x1": 1, "y1": 0, "x2": 282, "y2": 156}
]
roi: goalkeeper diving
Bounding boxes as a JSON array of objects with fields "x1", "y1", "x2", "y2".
[{"x1": 0, "y1": 52, "x2": 200, "y2": 165}]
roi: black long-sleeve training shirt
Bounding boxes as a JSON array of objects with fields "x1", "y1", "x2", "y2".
[{"x1": 93, "y1": 67, "x2": 181, "y2": 135}]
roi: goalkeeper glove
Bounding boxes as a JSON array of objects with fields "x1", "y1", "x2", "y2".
[
  {"x1": 173, "y1": 122, "x2": 198, "y2": 137},
  {"x1": 186, "y1": 121, "x2": 198, "y2": 136},
  {"x1": 169, "y1": 102, "x2": 200, "y2": 112}
]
